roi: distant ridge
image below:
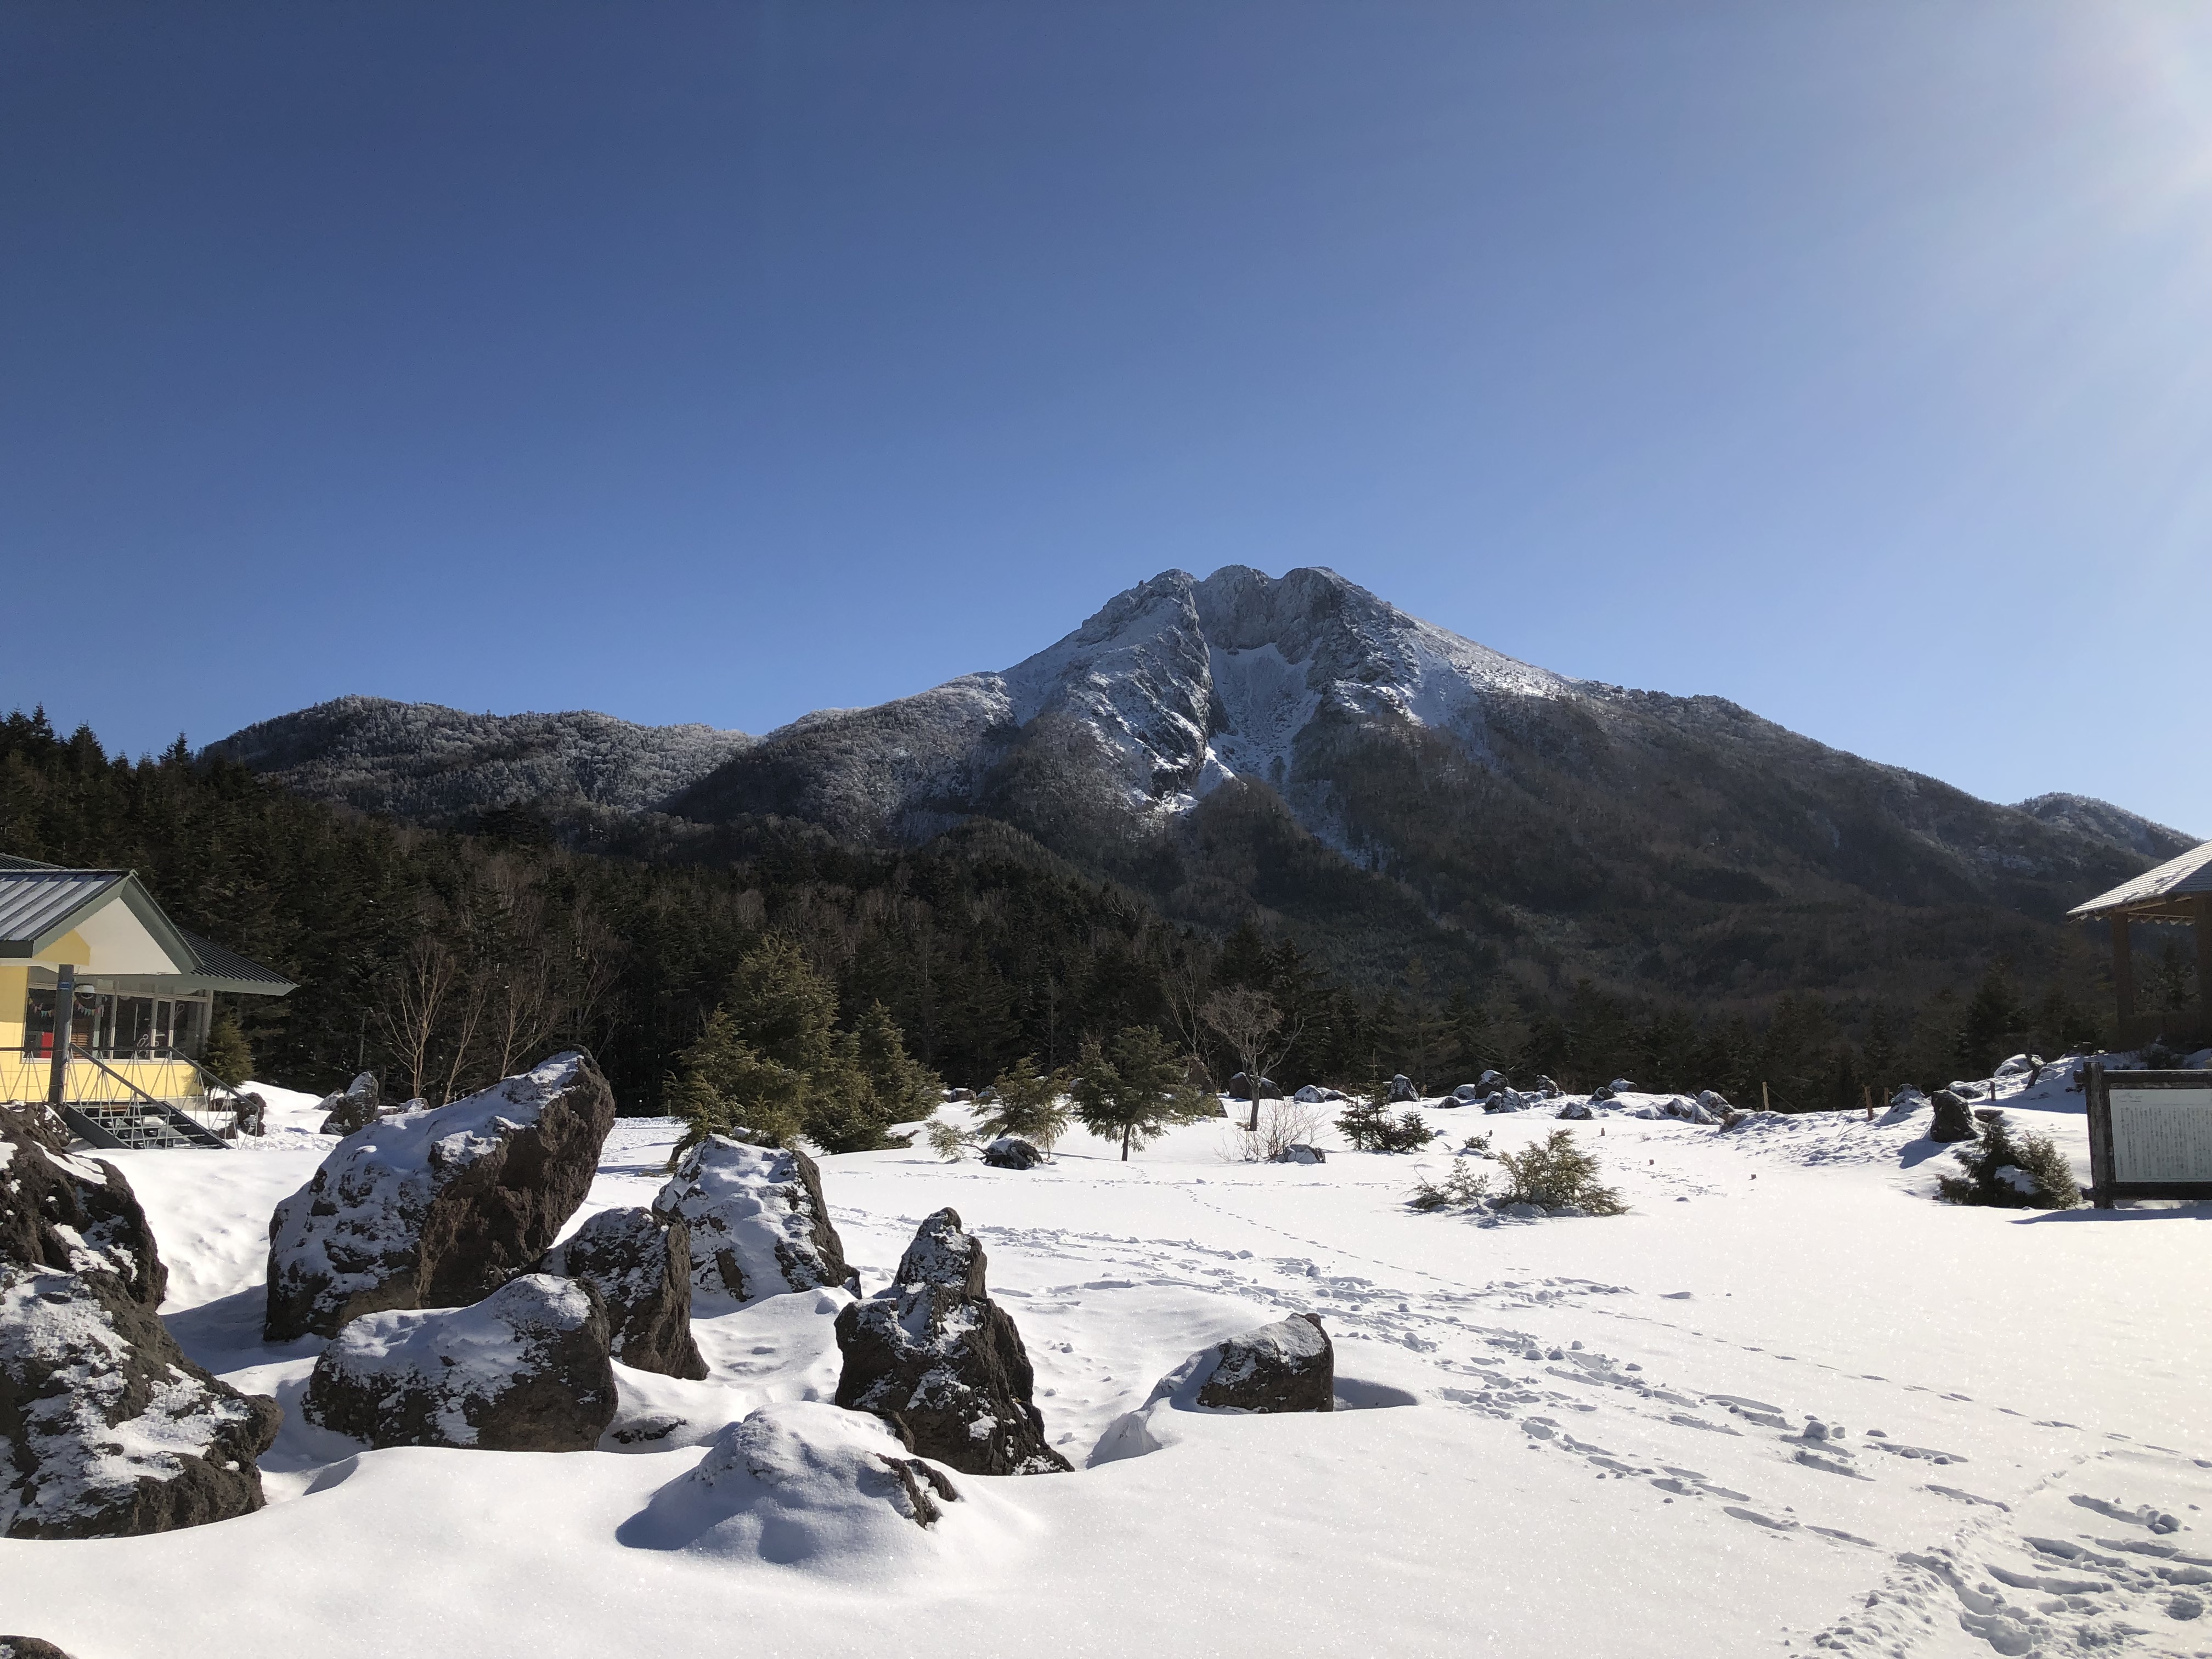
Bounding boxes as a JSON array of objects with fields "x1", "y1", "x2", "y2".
[
  {"x1": 2012, "y1": 792, "x2": 2199, "y2": 864},
  {"x1": 207, "y1": 696, "x2": 751, "y2": 822}
]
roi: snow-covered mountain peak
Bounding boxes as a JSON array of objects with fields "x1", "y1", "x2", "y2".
[{"x1": 988, "y1": 565, "x2": 1568, "y2": 810}]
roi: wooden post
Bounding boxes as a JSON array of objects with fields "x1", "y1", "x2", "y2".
[
  {"x1": 2111, "y1": 916, "x2": 2136, "y2": 1034},
  {"x1": 2196, "y1": 894, "x2": 2212, "y2": 1041},
  {"x1": 1760, "y1": 1080, "x2": 1770, "y2": 1112},
  {"x1": 46, "y1": 964, "x2": 76, "y2": 1108}
]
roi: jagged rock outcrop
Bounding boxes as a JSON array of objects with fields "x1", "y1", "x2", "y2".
[
  {"x1": 302, "y1": 1273, "x2": 617, "y2": 1451},
  {"x1": 1194, "y1": 1313, "x2": 1335, "y2": 1413},
  {"x1": 834, "y1": 1207, "x2": 1071, "y2": 1476},
  {"x1": 317, "y1": 1071, "x2": 382, "y2": 1135},
  {"x1": 541, "y1": 1207, "x2": 706, "y2": 1380},
  {"x1": 264, "y1": 1051, "x2": 617, "y2": 1341},
  {"x1": 1, "y1": 1131, "x2": 279, "y2": 1538},
  {"x1": 653, "y1": 1136, "x2": 855, "y2": 1310},
  {"x1": 1929, "y1": 1090, "x2": 1978, "y2": 1143}
]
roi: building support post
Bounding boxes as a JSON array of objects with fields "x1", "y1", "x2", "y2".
[
  {"x1": 46, "y1": 964, "x2": 76, "y2": 1107},
  {"x1": 2196, "y1": 894, "x2": 2212, "y2": 1042},
  {"x1": 2109, "y1": 916, "x2": 2137, "y2": 1040}
]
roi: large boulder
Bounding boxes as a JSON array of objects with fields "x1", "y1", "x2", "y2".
[
  {"x1": 653, "y1": 1136, "x2": 856, "y2": 1310},
  {"x1": 265, "y1": 1051, "x2": 616, "y2": 1341},
  {"x1": 1, "y1": 1640, "x2": 78, "y2": 1658},
  {"x1": 302, "y1": 1273, "x2": 616, "y2": 1452},
  {"x1": 1555, "y1": 1099, "x2": 1595, "y2": 1120},
  {"x1": 1194, "y1": 1313, "x2": 1335, "y2": 1413},
  {"x1": 1, "y1": 1131, "x2": 279, "y2": 1539},
  {"x1": 1227, "y1": 1073, "x2": 1281, "y2": 1101},
  {"x1": 317, "y1": 1070, "x2": 382, "y2": 1136},
  {"x1": 834, "y1": 1207, "x2": 1071, "y2": 1476},
  {"x1": 1928, "y1": 1089, "x2": 1977, "y2": 1143},
  {"x1": 981, "y1": 1136, "x2": 1043, "y2": 1170},
  {"x1": 541, "y1": 1207, "x2": 706, "y2": 1380},
  {"x1": 1387, "y1": 1074, "x2": 1419, "y2": 1103}
]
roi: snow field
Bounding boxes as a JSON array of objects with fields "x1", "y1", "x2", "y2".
[{"x1": 4, "y1": 1069, "x2": 2209, "y2": 1657}]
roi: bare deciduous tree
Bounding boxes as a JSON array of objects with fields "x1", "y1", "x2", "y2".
[{"x1": 1201, "y1": 986, "x2": 1301, "y2": 1131}]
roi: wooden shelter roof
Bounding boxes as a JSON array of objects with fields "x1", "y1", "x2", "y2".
[{"x1": 2068, "y1": 838, "x2": 2212, "y2": 923}]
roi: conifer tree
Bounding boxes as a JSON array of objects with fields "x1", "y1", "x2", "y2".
[
  {"x1": 977, "y1": 1055, "x2": 1071, "y2": 1149},
  {"x1": 667, "y1": 1006, "x2": 808, "y2": 1152},
  {"x1": 1071, "y1": 1026, "x2": 1210, "y2": 1160},
  {"x1": 201, "y1": 1009, "x2": 256, "y2": 1087}
]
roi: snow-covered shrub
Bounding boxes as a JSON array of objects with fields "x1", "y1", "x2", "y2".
[
  {"x1": 1460, "y1": 1132, "x2": 1493, "y2": 1156},
  {"x1": 1337, "y1": 1096, "x2": 1434, "y2": 1152},
  {"x1": 1492, "y1": 1130, "x2": 1625, "y2": 1215},
  {"x1": 1234, "y1": 1098, "x2": 1325, "y2": 1163},
  {"x1": 1407, "y1": 1163, "x2": 1492, "y2": 1211},
  {"x1": 1936, "y1": 1118, "x2": 2081, "y2": 1210}
]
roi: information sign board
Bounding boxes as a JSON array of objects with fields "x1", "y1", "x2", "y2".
[{"x1": 2085, "y1": 1064, "x2": 2212, "y2": 1207}]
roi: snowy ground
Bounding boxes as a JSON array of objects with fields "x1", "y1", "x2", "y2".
[{"x1": 8, "y1": 1068, "x2": 2211, "y2": 1657}]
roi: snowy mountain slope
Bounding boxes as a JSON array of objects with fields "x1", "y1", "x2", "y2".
[
  {"x1": 2013, "y1": 792, "x2": 2200, "y2": 862},
  {"x1": 210, "y1": 696, "x2": 753, "y2": 822},
  {"x1": 12, "y1": 1073, "x2": 2210, "y2": 1657},
  {"x1": 212, "y1": 569, "x2": 2180, "y2": 998},
  {"x1": 667, "y1": 567, "x2": 2160, "y2": 951}
]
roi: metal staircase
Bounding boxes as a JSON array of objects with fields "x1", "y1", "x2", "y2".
[{"x1": 47, "y1": 1045, "x2": 230, "y2": 1150}]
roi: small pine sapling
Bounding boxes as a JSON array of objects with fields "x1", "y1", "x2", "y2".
[
  {"x1": 976, "y1": 1056, "x2": 1073, "y2": 1150},
  {"x1": 1338, "y1": 1083, "x2": 1436, "y2": 1152},
  {"x1": 1071, "y1": 1026, "x2": 1212, "y2": 1160},
  {"x1": 201, "y1": 1012, "x2": 256, "y2": 1088},
  {"x1": 924, "y1": 1116, "x2": 978, "y2": 1161},
  {"x1": 1493, "y1": 1129, "x2": 1626, "y2": 1214},
  {"x1": 1408, "y1": 1162, "x2": 1492, "y2": 1211},
  {"x1": 1936, "y1": 1115, "x2": 2081, "y2": 1209}
]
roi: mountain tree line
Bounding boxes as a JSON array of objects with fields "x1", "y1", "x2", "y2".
[{"x1": 0, "y1": 708, "x2": 2163, "y2": 1127}]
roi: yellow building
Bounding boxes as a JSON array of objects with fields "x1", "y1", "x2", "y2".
[{"x1": 1, "y1": 853, "x2": 295, "y2": 1147}]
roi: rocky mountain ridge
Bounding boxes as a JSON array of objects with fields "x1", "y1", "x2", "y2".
[{"x1": 210, "y1": 567, "x2": 2196, "y2": 1001}]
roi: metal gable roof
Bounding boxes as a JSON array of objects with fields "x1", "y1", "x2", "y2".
[
  {"x1": 2068, "y1": 839, "x2": 2212, "y2": 920},
  {"x1": 0, "y1": 868, "x2": 128, "y2": 952},
  {"x1": 0, "y1": 854, "x2": 293, "y2": 994}
]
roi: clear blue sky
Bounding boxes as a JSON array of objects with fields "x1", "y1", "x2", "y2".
[{"x1": 3, "y1": 2, "x2": 2206, "y2": 834}]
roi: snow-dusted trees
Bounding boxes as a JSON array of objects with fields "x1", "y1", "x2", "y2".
[{"x1": 669, "y1": 936, "x2": 939, "y2": 1155}]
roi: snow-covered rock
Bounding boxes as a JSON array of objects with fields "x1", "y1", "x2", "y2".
[
  {"x1": 1928, "y1": 1090, "x2": 1977, "y2": 1143},
  {"x1": 1193, "y1": 1313, "x2": 1335, "y2": 1414},
  {"x1": 1555, "y1": 1100, "x2": 1595, "y2": 1120},
  {"x1": 264, "y1": 1052, "x2": 617, "y2": 1340},
  {"x1": 302, "y1": 1273, "x2": 616, "y2": 1451},
  {"x1": 1271, "y1": 1144, "x2": 1327, "y2": 1165},
  {"x1": 1227, "y1": 1073, "x2": 1280, "y2": 1101},
  {"x1": 0, "y1": 1638, "x2": 77, "y2": 1658},
  {"x1": 316, "y1": 1070, "x2": 382, "y2": 1136},
  {"x1": 653, "y1": 1135, "x2": 855, "y2": 1310},
  {"x1": 617, "y1": 1401, "x2": 986, "y2": 1568},
  {"x1": 1, "y1": 1132, "x2": 279, "y2": 1538},
  {"x1": 981, "y1": 1136, "x2": 1044, "y2": 1170},
  {"x1": 540, "y1": 1206, "x2": 705, "y2": 1380},
  {"x1": 833, "y1": 1208, "x2": 1071, "y2": 1476},
  {"x1": 1387, "y1": 1074, "x2": 1418, "y2": 1103}
]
